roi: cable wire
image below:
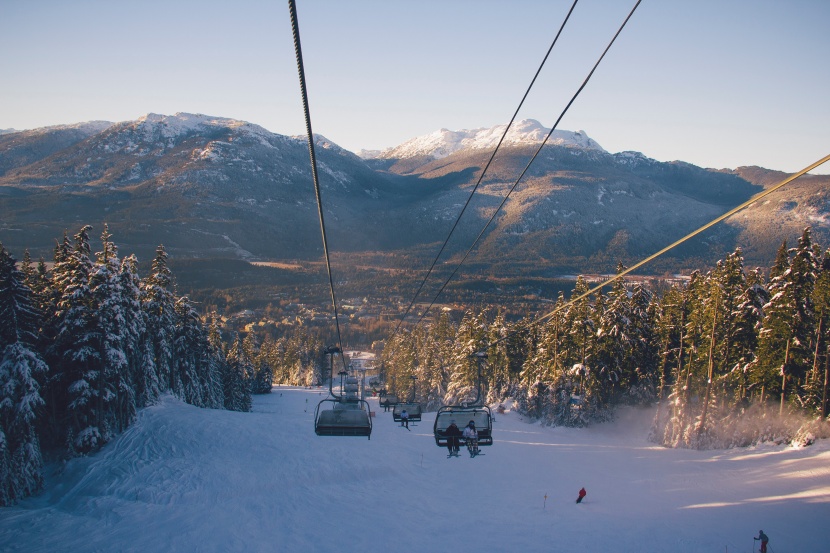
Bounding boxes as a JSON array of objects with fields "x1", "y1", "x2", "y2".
[
  {"x1": 414, "y1": 0, "x2": 642, "y2": 327},
  {"x1": 288, "y1": 0, "x2": 346, "y2": 369},
  {"x1": 387, "y1": 0, "x2": 581, "y2": 345},
  {"x1": 485, "y1": 152, "x2": 830, "y2": 350}
]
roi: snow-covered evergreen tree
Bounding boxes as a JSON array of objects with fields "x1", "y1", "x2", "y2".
[
  {"x1": 119, "y1": 254, "x2": 150, "y2": 412},
  {"x1": 90, "y1": 225, "x2": 129, "y2": 436},
  {"x1": 50, "y1": 225, "x2": 107, "y2": 454},
  {"x1": 173, "y1": 296, "x2": 207, "y2": 407},
  {"x1": 807, "y1": 248, "x2": 830, "y2": 416},
  {"x1": 171, "y1": 297, "x2": 226, "y2": 407},
  {"x1": 625, "y1": 282, "x2": 658, "y2": 405},
  {"x1": 444, "y1": 310, "x2": 488, "y2": 406},
  {"x1": 142, "y1": 246, "x2": 177, "y2": 397},
  {"x1": 0, "y1": 244, "x2": 47, "y2": 504},
  {"x1": 594, "y1": 275, "x2": 630, "y2": 405},
  {"x1": 224, "y1": 335, "x2": 252, "y2": 412}
]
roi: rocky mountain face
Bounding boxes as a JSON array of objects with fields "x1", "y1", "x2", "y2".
[{"x1": 1, "y1": 113, "x2": 827, "y2": 278}]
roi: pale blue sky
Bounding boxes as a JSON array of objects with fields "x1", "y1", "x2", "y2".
[{"x1": 1, "y1": 0, "x2": 828, "y2": 173}]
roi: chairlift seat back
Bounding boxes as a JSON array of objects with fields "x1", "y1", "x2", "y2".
[
  {"x1": 393, "y1": 402, "x2": 422, "y2": 422},
  {"x1": 433, "y1": 405, "x2": 492, "y2": 447},
  {"x1": 314, "y1": 398, "x2": 372, "y2": 438}
]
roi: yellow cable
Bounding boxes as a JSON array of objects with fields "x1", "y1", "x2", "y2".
[{"x1": 500, "y1": 153, "x2": 830, "y2": 343}]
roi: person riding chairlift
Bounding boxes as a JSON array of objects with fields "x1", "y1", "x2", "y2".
[
  {"x1": 445, "y1": 419, "x2": 462, "y2": 456},
  {"x1": 462, "y1": 420, "x2": 479, "y2": 456}
]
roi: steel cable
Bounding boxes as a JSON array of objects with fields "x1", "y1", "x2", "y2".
[
  {"x1": 288, "y1": 0, "x2": 347, "y2": 368},
  {"x1": 388, "y1": 0, "x2": 581, "y2": 346}
]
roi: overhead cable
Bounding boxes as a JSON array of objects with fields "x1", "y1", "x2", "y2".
[
  {"x1": 388, "y1": 0, "x2": 581, "y2": 346},
  {"x1": 485, "y1": 152, "x2": 830, "y2": 350},
  {"x1": 414, "y1": 0, "x2": 642, "y2": 327},
  {"x1": 288, "y1": 0, "x2": 347, "y2": 369}
]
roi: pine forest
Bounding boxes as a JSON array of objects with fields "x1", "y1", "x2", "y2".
[{"x1": 2, "y1": 225, "x2": 830, "y2": 505}]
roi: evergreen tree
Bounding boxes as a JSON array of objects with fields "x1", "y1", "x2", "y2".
[
  {"x1": 0, "y1": 244, "x2": 47, "y2": 504},
  {"x1": 787, "y1": 228, "x2": 819, "y2": 404},
  {"x1": 421, "y1": 312, "x2": 456, "y2": 410},
  {"x1": 251, "y1": 356, "x2": 274, "y2": 395},
  {"x1": 562, "y1": 276, "x2": 595, "y2": 371},
  {"x1": 661, "y1": 271, "x2": 705, "y2": 447},
  {"x1": 119, "y1": 255, "x2": 151, "y2": 411},
  {"x1": 485, "y1": 310, "x2": 512, "y2": 403},
  {"x1": 595, "y1": 275, "x2": 630, "y2": 405},
  {"x1": 89, "y1": 225, "x2": 128, "y2": 436},
  {"x1": 807, "y1": 247, "x2": 830, "y2": 415},
  {"x1": 50, "y1": 225, "x2": 107, "y2": 454},
  {"x1": 444, "y1": 310, "x2": 488, "y2": 406},
  {"x1": 224, "y1": 335, "x2": 252, "y2": 412},
  {"x1": 142, "y1": 246, "x2": 177, "y2": 397},
  {"x1": 753, "y1": 232, "x2": 818, "y2": 412},
  {"x1": 202, "y1": 312, "x2": 226, "y2": 409},
  {"x1": 626, "y1": 281, "x2": 659, "y2": 404},
  {"x1": 173, "y1": 296, "x2": 208, "y2": 407}
]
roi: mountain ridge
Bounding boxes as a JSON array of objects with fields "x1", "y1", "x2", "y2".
[{"x1": 1, "y1": 113, "x2": 827, "y2": 285}]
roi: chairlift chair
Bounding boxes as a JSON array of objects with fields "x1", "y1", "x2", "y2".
[
  {"x1": 314, "y1": 347, "x2": 372, "y2": 439},
  {"x1": 393, "y1": 402, "x2": 422, "y2": 422},
  {"x1": 433, "y1": 404, "x2": 492, "y2": 447},
  {"x1": 379, "y1": 394, "x2": 398, "y2": 412},
  {"x1": 393, "y1": 374, "x2": 422, "y2": 422},
  {"x1": 432, "y1": 351, "x2": 493, "y2": 448},
  {"x1": 315, "y1": 399, "x2": 372, "y2": 438}
]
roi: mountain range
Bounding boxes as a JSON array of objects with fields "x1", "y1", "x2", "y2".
[{"x1": 1, "y1": 113, "x2": 827, "y2": 285}]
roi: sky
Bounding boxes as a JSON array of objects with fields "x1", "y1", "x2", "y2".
[
  {"x1": 1, "y1": 387, "x2": 827, "y2": 552},
  {"x1": 1, "y1": 0, "x2": 828, "y2": 173}
]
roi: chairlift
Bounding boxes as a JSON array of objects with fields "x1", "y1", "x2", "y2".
[
  {"x1": 433, "y1": 351, "x2": 493, "y2": 448},
  {"x1": 393, "y1": 374, "x2": 422, "y2": 422},
  {"x1": 379, "y1": 393, "x2": 398, "y2": 412},
  {"x1": 393, "y1": 402, "x2": 422, "y2": 422},
  {"x1": 314, "y1": 346, "x2": 372, "y2": 439}
]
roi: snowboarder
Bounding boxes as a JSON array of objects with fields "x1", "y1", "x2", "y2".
[
  {"x1": 754, "y1": 530, "x2": 769, "y2": 553},
  {"x1": 401, "y1": 409, "x2": 409, "y2": 429},
  {"x1": 445, "y1": 420, "x2": 462, "y2": 456},
  {"x1": 463, "y1": 420, "x2": 479, "y2": 457},
  {"x1": 576, "y1": 487, "x2": 586, "y2": 504}
]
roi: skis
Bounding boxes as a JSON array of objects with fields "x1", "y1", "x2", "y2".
[{"x1": 446, "y1": 451, "x2": 484, "y2": 458}]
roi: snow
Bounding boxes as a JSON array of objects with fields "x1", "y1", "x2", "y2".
[
  {"x1": 4, "y1": 121, "x2": 114, "y2": 136},
  {"x1": 135, "y1": 113, "x2": 274, "y2": 145},
  {"x1": 369, "y1": 119, "x2": 605, "y2": 160},
  {"x1": 1, "y1": 388, "x2": 828, "y2": 552}
]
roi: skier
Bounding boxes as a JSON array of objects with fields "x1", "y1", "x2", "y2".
[
  {"x1": 445, "y1": 420, "x2": 462, "y2": 457},
  {"x1": 401, "y1": 409, "x2": 409, "y2": 429},
  {"x1": 576, "y1": 487, "x2": 586, "y2": 504},
  {"x1": 754, "y1": 530, "x2": 769, "y2": 553},
  {"x1": 462, "y1": 420, "x2": 479, "y2": 457}
]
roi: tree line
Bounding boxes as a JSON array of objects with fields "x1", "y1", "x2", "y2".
[
  {"x1": 381, "y1": 227, "x2": 830, "y2": 449},
  {"x1": 6, "y1": 223, "x2": 830, "y2": 505},
  {"x1": 0, "y1": 225, "x2": 270, "y2": 506}
]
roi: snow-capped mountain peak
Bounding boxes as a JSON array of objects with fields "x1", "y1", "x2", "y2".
[
  {"x1": 365, "y1": 119, "x2": 605, "y2": 160},
  {"x1": 133, "y1": 112, "x2": 273, "y2": 142}
]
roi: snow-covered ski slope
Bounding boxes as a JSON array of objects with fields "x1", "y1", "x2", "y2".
[{"x1": 1, "y1": 387, "x2": 828, "y2": 552}]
